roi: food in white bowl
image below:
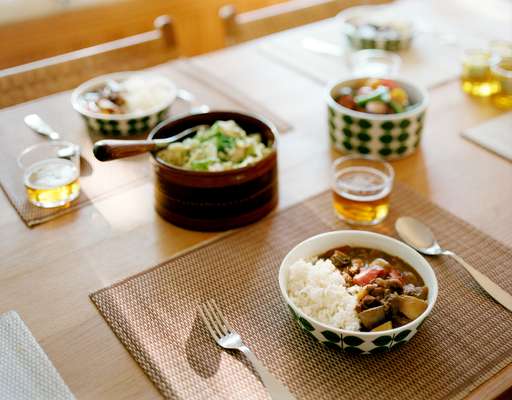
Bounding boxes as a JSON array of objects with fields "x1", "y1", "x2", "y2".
[
  {"x1": 345, "y1": 15, "x2": 413, "y2": 43},
  {"x1": 334, "y1": 78, "x2": 414, "y2": 115},
  {"x1": 339, "y1": 5, "x2": 415, "y2": 51},
  {"x1": 287, "y1": 258, "x2": 361, "y2": 331},
  {"x1": 287, "y1": 245, "x2": 428, "y2": 332},
  {"x1": 279, "y1": 231, "x2": 438, "y2": 354},
  {"x1": 78, "y1": 74, "x2": 174, "y2": 116},
  {"x1": 71, "y1": 72, "x2": 177, "y2": 136}
]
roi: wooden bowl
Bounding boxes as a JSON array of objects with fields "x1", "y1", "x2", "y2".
[{"x1": 148, "y1": 111, "x2": 279, "y2": 231}]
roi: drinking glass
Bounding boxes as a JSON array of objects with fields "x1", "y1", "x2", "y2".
[
  {"x1": 18, "y1": 141, "x2": 80, "y2": 208},
  {"x1": 491, "y1": 56, "x2": 512, "y2": 109},
  {"x1": 331, "y1": 155, "x2": 394, "y2": 225},
  {"x1": 461, "y1": 49, "x2": 499, "y2": 97},
  {"x1": 349, "y1": 49, "x2": 401, "y2": 77}
]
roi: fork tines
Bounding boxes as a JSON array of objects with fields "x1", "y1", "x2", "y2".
[{"x1": 199, "y1": 299, "x2": 233, "y2": 341}]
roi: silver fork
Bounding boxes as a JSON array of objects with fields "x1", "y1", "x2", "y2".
[{"x1": 199, "y1": 300, "x2": 296, "y2": 400}]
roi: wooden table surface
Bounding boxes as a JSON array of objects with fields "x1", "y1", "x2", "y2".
[{"x1": 1, "y1": 1, "x2": 511, "y2": 399}]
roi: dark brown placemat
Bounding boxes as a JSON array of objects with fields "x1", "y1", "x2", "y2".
[
  {"x1": 90, "y1": 183, "x2": 512, "y2": 400},
  {"x1": 0, "y1": 59, "x2": 292, "y2": 227}
]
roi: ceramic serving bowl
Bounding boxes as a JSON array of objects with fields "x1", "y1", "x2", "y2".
[
  {"x1": 71, "y1": 72, "x2": 177, "y2": 137},
  {"x1": 149, "y1": 111, "x2": 279, "y2": 231},
  {"x1": 338, "y1": 6, "x2": 414, "y2": 51},
  {"x1": 326, "y1": 77, "x2": 428, "y2": 160},
  {"x1": 278, "y1": 230, "x2": 438, "y2": 354}
]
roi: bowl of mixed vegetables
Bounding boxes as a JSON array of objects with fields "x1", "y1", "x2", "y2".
[{"x1": 326, "y1": 77, "x2": 428, "y2": 160}]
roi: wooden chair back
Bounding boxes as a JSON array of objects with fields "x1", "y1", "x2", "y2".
[
  {"x1": 219, "y1": 0, "x2": 390, "y2": 45},
  {"x1": 0, "y1": 15, "x2": 178, "y2": 108}
]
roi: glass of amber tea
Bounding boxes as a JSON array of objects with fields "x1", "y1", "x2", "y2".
[
  {"x1": 331, "y1": 155, "x2": 394, "y2": 225},
  {"x1": 461, "y1": 49, "x2": 499, "y2": 97},
  {"x1": 18, "y1": 141, "x2": 80, "y2": 208}
]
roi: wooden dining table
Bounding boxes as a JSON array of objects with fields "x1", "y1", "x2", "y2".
[{"x1": 0, "y1": 0, "x2": 511, "y2": 399}]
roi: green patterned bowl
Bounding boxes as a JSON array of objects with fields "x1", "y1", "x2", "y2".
[
  {"x1": 326, "y1": 77, "x2": 428, "y2": 160},
  {"x1": 71, "y1": 72, "x2": 177, "y2": 137},
  {"x1": 278, "y1": 231, "x2": 438, "y2": 355},
  {"x1": 338, "y1": 6, "x2": 414, "y2": 51}
]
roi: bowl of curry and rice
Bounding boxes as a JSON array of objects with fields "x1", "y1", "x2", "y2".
[{"x1": 279, "y1": 230, "x2": 438, "y2": 354}]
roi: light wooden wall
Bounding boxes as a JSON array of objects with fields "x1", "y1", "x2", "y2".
[{"x1": 0, "y1": 0, "x2": 284, "y2": 69}]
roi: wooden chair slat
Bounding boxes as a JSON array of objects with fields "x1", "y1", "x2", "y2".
[{"x1": 0, "y1": 15, "x2": 178, "y2": 109}]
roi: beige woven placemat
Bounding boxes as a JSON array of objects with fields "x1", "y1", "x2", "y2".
[
  {"x1": 0, "y1": 59, "x2": 291, "y2": 227},
  {"x1": 90, "y1": 183, "x2": 512, "y2": 400}
]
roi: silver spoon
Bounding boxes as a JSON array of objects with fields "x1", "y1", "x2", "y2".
[
  {"x1": 395, "y1": 216, "x2": 512, "y2": 312},
  {"x1": 24, "y1": 114, "x2": 79, "y2": 158}
]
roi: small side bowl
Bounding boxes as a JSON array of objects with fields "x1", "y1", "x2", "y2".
[
  {"x1": 71, "y1": 72, "x2": 177, "y2": 137},
  {"x1": 278, "y1": 230, "x2": 438, "y2": 355},
  {"x1": 326, "y1": 77, "x2": 428, "y2": 160},
  {"x1": 338, "y1": 6, "x2": 415, "y2": 51}
]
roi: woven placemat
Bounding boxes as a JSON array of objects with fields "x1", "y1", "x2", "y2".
[
  {"x1": 0, "y1": 59, "x2": 291, "y2": 227},
  {"x1": 90, "y1": 183, "x2": 512, "y2": 400}
]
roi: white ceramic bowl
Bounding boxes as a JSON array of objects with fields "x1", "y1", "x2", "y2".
[
  {"x1": 338, "y1": 5, "x2": 415, "y2": 51},
  {"x1": 326, "y1": 77, "x2": 429, "y2": 160},
  {"x1": 71, "y1": 72, "x2": 177, "y2": 137},
  {"x1": 278, "y1": 230, "x2": 438, "y2": 354}
]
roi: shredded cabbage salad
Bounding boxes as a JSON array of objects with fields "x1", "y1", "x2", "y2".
[{"x1": 156, "y1": 120, "x2": 272, "y2": 172}]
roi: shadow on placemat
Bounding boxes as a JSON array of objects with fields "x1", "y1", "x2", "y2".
[{"x1": 90, "y1": 183, "x2": 512, "y2": 400}]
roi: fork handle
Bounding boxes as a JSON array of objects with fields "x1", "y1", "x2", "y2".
[
  {"x1": 239, "y1": 345, "x2": 296, "y2": 400},
  {"x1": 445, "y1": 251, "x2": 512, "y2": 312}
]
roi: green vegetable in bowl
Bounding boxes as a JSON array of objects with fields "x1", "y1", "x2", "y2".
[
  {"x1": 336, "y1": 78, "x2": 412, "y2": 114},
  {"x1": 156, "y1": 120, "x2": 271, "y2": 172}
]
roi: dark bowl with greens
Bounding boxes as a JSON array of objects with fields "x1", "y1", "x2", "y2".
[{"x1": 149, "y1": 111, "x2": 279, "y2": 231}]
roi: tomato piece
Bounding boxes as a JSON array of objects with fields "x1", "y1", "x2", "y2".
[
  {"x1": 353, "y1": 266, "x2": 386, "y2": 286},
  {"x1": 336, "y1": 95, "x2": 357, "y2": 110},
  {"x1": 379, "y1": 79, "x2": 399, "y2": 89}
]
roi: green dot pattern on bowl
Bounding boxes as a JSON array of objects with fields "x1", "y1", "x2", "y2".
[
  {"x1": 346, "y1": 33, "x2": 412, "y2": 51},
  {"x1": 82, "y1": 107, "x2": 170, "y2": 137},
  {"x1": 292, "y1": 313, "x2": 419, "y2": 354},
  {"x1": 327, "y1": 105, "x2": 425, "y2": 160}
]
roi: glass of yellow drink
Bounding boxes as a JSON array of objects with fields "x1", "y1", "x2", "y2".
[
  {"x1": 331, "y1": 155, "x2": 394, "y2": 225},
  {"x1": 18, "y1": 141, "x2": 80, "y2": 208},
  {"x1": 461, "y1": 49, "x2": 499, "y2": 97}
]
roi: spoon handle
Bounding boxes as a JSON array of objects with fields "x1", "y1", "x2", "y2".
[
  {"x1": 93, "y1": 139, "x2": 158, "y2": 161},
  {"x1": 445, "y1": 251, "x2": 512, "y2": 312}
]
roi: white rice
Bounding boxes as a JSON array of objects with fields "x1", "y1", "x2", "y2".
[
  {"x1": 287, "y1": 258, "x2": 361, "y2": 331},
  {"x1": 122, "y1": 75, "x2": 171, "y2": 114}
]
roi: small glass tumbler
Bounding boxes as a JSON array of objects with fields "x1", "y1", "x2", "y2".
[
  {"x1": 491, "y1": 56, "x2": 512, "y2": 109},
  {"x1": 331, "y1": 155, "x2": 394, "y2": 225},
  {"x1": 18, "y1": 141, "x2": 80, "y2": 208},
  {"x1": 490, "y1": 40, "x2": 512, "y2": 59},
  {"x1": 349, "y1": 49, "x2": 402, "y2": 77},
  {"x1": 461, "y1": 49, "x2": 499, "y2": 97}
]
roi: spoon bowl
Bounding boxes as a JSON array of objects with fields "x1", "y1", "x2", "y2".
[
  {"x1": 395, "y1": 216, "x2": 442, "y2": 255},
  {"x1": 395, "y1": 216, "x2": 512, "y2": 312}
]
